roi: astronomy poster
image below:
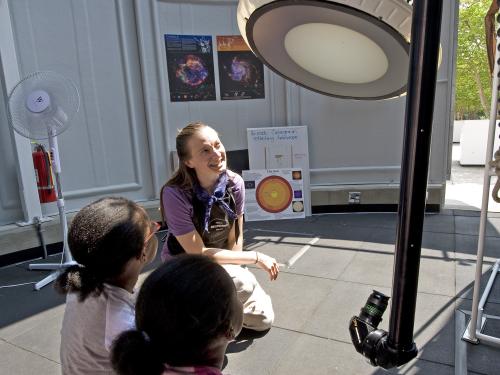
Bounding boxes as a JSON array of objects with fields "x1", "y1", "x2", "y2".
[
  {"x1": 243, "y1": 169, "x2": 305, "y2": 222},
  {"x1": 164, "y1": 34, "x2": 216, "y2": 102},
  {"x1": 247, "y1": 126, "x2": 311, "y2": 215},
  {"x1": 216, "y1": 35, "x2": 265, "y2": 100}
]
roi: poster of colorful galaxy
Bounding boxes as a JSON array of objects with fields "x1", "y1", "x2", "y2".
[
  {"x1": 217, "y1": 36, "x2": 265, "y2": 100},
  {"x1": 243, "y1": 169, "x2": 305, "y2": 222},
  {"x1": 164, "y1": 34, "x2": 216, "y2": 102}
]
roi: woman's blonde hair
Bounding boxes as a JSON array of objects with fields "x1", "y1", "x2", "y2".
[{"x1": 166, "y1": 121, "x2": 214, "y2": 190}]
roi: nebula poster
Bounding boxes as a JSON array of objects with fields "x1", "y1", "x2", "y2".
[
  {"x1": 216, "y1": 36, "x2": 265, "y2": 100},
  {"x1": 164, "y1": 34, "x2": 216, "y2": 102}
]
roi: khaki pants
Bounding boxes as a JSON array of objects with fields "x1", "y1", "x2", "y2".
[{"x1": 222, "y1": 265, "x2": 274, "y2": 331}]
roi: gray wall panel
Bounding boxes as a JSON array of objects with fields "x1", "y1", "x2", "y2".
[
  {"x1": 156, "y1": 0, "x2": 286, "y2": 155},
  {"x1": 299, "y1": 0, "x2": 455, "y2": 192},
  {"x1": 0, "y1": 61, "x2": 23, "y2": 225},
  {"x1": 8, "y1": 0, "x2": 154, "y2": 216}
]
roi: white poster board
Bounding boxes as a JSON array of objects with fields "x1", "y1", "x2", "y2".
[
  {"x1": 243, "y1": 169, "x2": 305, "y2": 222},
  {"x1": 247, "y1": 126, "x2": 311, "y2": 215}
]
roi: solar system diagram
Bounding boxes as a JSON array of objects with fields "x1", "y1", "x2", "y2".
[
  {"x1": 216, "y1": 36, "x2": 265, "y2": 100},
  {"x1": 247, "y1": 126, "x2": 311, "y2": 216},
  {"x1": 243, "y1": 169, "x2": 305, "y2": 222},
  {"x1": 164, "y1": 34, "x2": 216, "y2": 102}
]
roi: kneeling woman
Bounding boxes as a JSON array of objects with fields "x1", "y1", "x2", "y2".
[{"x1": 161, "y1": 122, "x2": 278, "y2": 331}]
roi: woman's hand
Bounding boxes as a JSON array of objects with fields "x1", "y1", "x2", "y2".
[{"x1": 255, "y1": 252, "x2": 279, "y2": 281}]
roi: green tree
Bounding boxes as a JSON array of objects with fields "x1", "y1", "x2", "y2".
[{"x1": 455, "y1": 0, "x2": 492, "y2": 119}]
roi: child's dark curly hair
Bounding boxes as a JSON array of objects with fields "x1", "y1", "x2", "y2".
[{"x1": 54, "y1": 197, "x2": 149, "y2": 301}]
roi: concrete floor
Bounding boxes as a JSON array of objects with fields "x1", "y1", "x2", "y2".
[{"x1": 1, "y1": 211, "x2": 500, "y2": 375}]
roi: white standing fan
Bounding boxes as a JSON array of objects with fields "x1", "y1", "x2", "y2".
[{"x1": 7, "y1": 71, "x2": 80, "y2": 290}]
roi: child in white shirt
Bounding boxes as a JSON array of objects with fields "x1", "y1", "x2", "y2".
[{"x1": 56, "y1": 197, "x2": 159, "y2": 375}]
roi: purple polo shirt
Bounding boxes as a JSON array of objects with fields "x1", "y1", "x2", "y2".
[{"x1": 161, "y1": 171, "x2": 245, "y2": 259}]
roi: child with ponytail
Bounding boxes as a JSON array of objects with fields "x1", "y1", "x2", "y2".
[{"x1": 55, "y1": 197, "x2": 159, "y2": 375}]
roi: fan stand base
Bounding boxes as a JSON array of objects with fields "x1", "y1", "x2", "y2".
[
  {"x1": 29, "y1": 261, "x2": 77, "y2": 290},
  {"x1": 16, "y1": 216, "x2": 54, "y2": 227}
]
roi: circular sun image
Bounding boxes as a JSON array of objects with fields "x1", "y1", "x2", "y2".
[{"x1": 256, "y1": 176, "x2": 293, "y2": 213}]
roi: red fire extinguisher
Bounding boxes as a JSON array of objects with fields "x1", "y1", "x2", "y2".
[{"x1": 32, "y1": 144, "x2": 57, "y2": 203}]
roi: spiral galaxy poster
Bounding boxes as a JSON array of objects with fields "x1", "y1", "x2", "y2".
[
  {"x1": 165, "y1": 34, "x2": 216, "y2": 102},
  {"x1": 216, "y1": 36, "x2": 265, "y2": 100}
]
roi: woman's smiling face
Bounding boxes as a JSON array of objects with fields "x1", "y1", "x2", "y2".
[{"x1": 184, "y1": 126, "x2": 227, "y2": 179}]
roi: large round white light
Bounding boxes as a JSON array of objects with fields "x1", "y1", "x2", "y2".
[
  {"x1": 284, "y1": 23, "x2": 389, "y2": 84},
  {"x1": 237, "y1": 0, "x2": 413, "y2": 100}
]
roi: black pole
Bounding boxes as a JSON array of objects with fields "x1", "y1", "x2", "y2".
[
  {"x1": 349, "y1": 0, "x2": 444, "y2": 368},
  {"x1": 388, "y1": 0, "x2": 443, "y2": 349}
]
